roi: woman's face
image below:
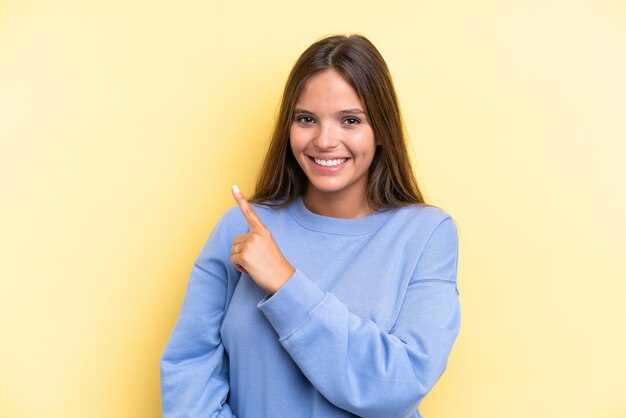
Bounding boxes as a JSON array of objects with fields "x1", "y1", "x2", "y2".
[{"x1": 290, "y1": 69, "x2": 377, "y2": 203}]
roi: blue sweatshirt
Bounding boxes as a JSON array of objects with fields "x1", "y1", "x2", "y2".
[{"x1": 160, "y1": 194, "x2": 461, "y2": 418}]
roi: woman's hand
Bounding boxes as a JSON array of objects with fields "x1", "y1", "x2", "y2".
[{"x1": 230, "y1": 185, "x2": 295, "y2": 295}]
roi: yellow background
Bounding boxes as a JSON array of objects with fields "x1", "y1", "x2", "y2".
[{"x1": 1, "y1": 0, "x2": 625, "y2": 417}]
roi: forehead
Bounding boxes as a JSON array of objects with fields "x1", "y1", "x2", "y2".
[{"x1": 296, "y1": 69, "x2": 363, "y2": 109}]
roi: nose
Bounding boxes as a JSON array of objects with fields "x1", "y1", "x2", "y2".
[{"x1": 313, "y1": 123, "x2": 339, "y2": 149}]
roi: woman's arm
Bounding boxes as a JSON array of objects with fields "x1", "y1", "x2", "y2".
[
  {"x1": 257, "y1": 216, "x2": 461, "y2": 418},
  {"x1": 160, "y1": 213, "x2": 239, "y2": 418}
]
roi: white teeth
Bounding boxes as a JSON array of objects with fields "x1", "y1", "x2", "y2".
[{"x1": 313, "y1": 158, "x2": 347, "y2": 167}]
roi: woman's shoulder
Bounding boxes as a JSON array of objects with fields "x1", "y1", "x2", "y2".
[
  {"x1": 379, "y1": 204, "x2": 459, "y2": 252},
  {"x1": 392, "y1": 202, "x2": 455, "y2": 224},
  {"x1": 386, "y1": 203, "x2": 458, "y2": 240}
]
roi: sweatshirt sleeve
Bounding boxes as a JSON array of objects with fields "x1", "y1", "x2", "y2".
[
  {"x1": 160, "y1": 210, "x2": 239, "y2": 418},
  {"x1": 257, "y1": 216, "x2": 461, "y2": 418}
]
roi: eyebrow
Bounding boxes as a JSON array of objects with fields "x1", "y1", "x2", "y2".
[{"x1": 294, "y1": 108, "x2": 366, "y2": 115}]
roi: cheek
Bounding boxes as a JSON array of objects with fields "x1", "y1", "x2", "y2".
[
  {"x1": 289, "y1": 127, "x2": 306, "y2": 155},
  {"x1": 349, "y1": 131, "x2": 376, "y2": 156}
]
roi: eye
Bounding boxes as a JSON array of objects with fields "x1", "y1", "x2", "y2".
[
  {"x1": 295, "y1": 115, "x2": 314, "y2": 124},
  {"x1": 344, "y1": 117, "x2": 361, "y2": 125}
]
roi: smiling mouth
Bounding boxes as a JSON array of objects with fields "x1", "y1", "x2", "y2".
[{"x1": 307, "y1": 156, "x2": 351, "y2": 167}]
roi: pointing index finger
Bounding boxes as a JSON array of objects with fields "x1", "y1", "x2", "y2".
[{"x1": 232, "y1": 185, "x2": 266, "y2": 231}]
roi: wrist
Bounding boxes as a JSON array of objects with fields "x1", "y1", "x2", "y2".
[{"x1": 269, "y1": 265, "x2": 295, "y2": 295}]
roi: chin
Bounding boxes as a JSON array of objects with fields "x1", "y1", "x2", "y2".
[{"x1": 307, "y1": 181, "x2": 348, "y2": 194}]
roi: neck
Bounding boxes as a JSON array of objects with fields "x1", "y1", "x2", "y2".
[{"x1": 302, "y1": 188, "x2": 375, "y2": 219}]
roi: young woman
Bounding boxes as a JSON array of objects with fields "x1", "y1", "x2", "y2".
[{"x1": 161, "y1": 34, "x2": 461, "y2": 418}]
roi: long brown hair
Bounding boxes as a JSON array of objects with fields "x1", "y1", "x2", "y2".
[{"x1": 249, "y1": 33, "x2": 433, "y2": 211}]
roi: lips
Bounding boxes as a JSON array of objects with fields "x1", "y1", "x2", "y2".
[
  {"x1": 308, "y1": 155, "x2": 350, "y2": 160},
  {"x1": 307, "y1": 156, "x2": 350, "y2": 172},
  {"x1": 308, "y1": 156, "x2": 351, "y2": 163}
]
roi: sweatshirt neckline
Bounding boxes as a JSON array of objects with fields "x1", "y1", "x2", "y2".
[{"x1": 288, "y1": 194, "x2": 395, "y2": 235}]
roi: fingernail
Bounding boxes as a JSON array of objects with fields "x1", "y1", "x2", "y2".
[{"x1": 232, "y1": 185, "x2": 240, "y2": 194}]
